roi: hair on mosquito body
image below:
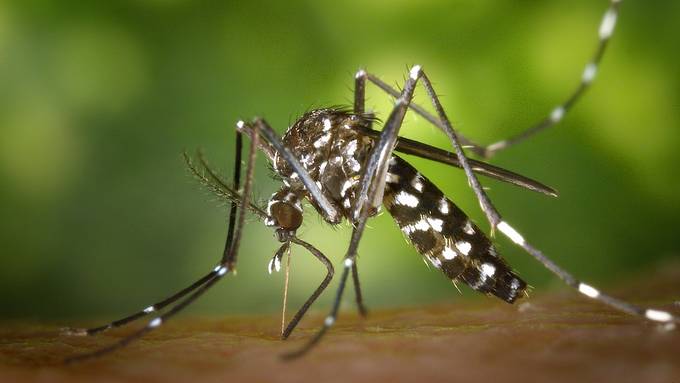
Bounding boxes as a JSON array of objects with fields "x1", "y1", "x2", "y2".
[{"x1": 62, "y1": 0, "x2": 677, "y2": 364}]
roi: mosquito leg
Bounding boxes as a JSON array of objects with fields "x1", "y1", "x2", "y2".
[
  {"x1": 282, "y1": 225, "x2": 363, "y2": 359},
  {"x1": 281, "y1": 237, "x2": 335, "y2": 340},
  {"x1": 283, "y1": 67, "x2": 422, "y2": 358},
  {"x1": 63, "y1": 131, "x2": 246, "y2": 338},
  {"x1": 250, "y1": 118, "x2": 341, "y2": 223},
  {"x1": 365, "y1": 1, "x2": 623, "y2": 159},
  {"x1": 483, "y1": 0, "x2": 623, "y2": 157},
  {"x1": 349, "y1": 69, "x2": 373, "y2": 318},
  {"x1": 493, "y1": 220, "x2": 677, "y2": 328},
  {"x1": 65, "y1": 269, "x2": 226, "y2": 363},
  {"x1": 64, "y1": 124, "x2": 260, "y2": 362},
  {"x1": 351, "y1": 262, "x2": 368, "y2": 318},
  {"x1": 415, "y1": 68, "x2": 503, "y2": 231},
  {"x1": 222, "y1": 131, "x2": 243, "y2": 267},
  {"x1": 415, "y1": 66, "x2": 677, "y2": 328},
  {"x1": 354, "y1": 69, "x2": 366, "y2": 115},
  {"x1": 362, "y1": 71, "x2": 484, "y2": 156},
  {"x1": 62, "y1": 271, "x2": 218, "y2": 337},
  {"x1": 361, "y1": 65, "x2": 503, "y2": 234}
]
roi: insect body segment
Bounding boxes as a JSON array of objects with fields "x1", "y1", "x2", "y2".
[
  {"x1": 266, "y1": 187, "x2": 304, "y2": 241},
  {"x1": 384, "y1": 155, "x2": 527, "y2": 303},
  {"x1": 269, "y1": 108, "x2": 527, "y2": 304},
  {"x1": 275, "y1": 109, "x2": 376, "y2": 222}
]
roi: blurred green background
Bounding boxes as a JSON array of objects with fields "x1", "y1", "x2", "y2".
[{"x1": 1, "y1": 0, "x2": 679, "y2": 322}]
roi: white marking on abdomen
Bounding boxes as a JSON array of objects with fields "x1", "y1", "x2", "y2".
[
  {"x1": 442, "y1": 246, "x2": 457, "y2": 260},
  {"x1": 413, "y1": 218, "x2": 430, "y2": 231},
  {"x1": 395, "y1": 190, "x2": 419, "y2": 207},
  {"x1": 455, "y1": 241, "x2": 472, "y2": 255},
  {"x1": 386, "y1": 172, "x2": 400, "y2": 184},
  {"x1": 438, "y1": 198, "x2": 449, "y2": 214},
  {"x1": 411, "y1": 175, "x2": 424, "y2": 192},
  {"x1": 427, "y1": 217, "x2": 444, "y2": 232},
  {"x1": 463, "y1": 221, "x2": 475, "y2": 235},
  {"x1": 480, "y1": 263, "x2": 496, "y2": 278}
]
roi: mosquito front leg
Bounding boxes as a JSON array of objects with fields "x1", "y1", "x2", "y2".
[
  {"x1": 64, "y1": 124, "x2": 260, "y2": 363},
  {"x1": 62, "y1": 131, "x2": 246, "y2": 339},
  {"x1": 281, "y1": 237, "x2": 335, "y2": 339},
  {"x1": 250, "y1": 118, "x2": 341, "y2": 223}
]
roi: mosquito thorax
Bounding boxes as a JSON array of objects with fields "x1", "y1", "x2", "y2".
[{"x1": 271, "y1": 108, "x2": 375, "y2": 224}]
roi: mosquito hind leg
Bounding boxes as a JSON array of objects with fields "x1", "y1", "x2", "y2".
[
  {"x1": 412, "y1": 65, "x2": 677, "y2": 329},
  {"x1": 362, "y1": 0, "x2": 623, "y2": 158},
  {"x1": 482, "y1": 0, "x2": 623, "y2": 157}
]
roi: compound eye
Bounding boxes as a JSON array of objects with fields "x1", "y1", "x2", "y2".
[{"x1": 270, "y1": 202, "x2": 303, "y2": 231}]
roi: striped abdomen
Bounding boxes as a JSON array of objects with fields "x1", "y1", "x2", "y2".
[{"x1": 383, "y1": 155, "x2": 527, "y2": 303}]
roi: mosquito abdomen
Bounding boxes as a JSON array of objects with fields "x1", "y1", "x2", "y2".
[{"x1": 383, "y1": 155, "x2": 527, "y2": 303}]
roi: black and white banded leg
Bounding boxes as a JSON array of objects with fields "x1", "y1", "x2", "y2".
[
  {"x1": 283, "y1": 65, "x2": 425, "y2": 359},
  {"x1": 481, "y1": 0, "x2": 624, "y2": 158},
  {"x1": 360, "y1": 0, "x2": 624, "y2": 159},
  {"x1": 287, "y1": 59, "x2": 675, "y2": 358},
  {"x1": 62, "y1": 132, "x2": 245, "y2": 340},
  {"x1": 197, "y1": 151, "x2": 338, "y2": 340},
  {"x1": 403, "y1": 64, "x2": 677, "y2": 328},
  {"x1": 413, "y1": 64, "x2": 676, "y2": 329},
  {"x1": 238, "y1": 119, "x2": 370, "y2": 320},
  {"x1": 63, "y1": 126, "x2": 260, "y2": 363}
]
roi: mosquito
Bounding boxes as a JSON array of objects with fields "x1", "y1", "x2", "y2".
[{"x1": 63, "y1": 0, "x2": 676, "y2": 363}]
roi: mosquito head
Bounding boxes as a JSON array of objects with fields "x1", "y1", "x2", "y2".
[
  {"x1": 266, "y1": 188, "x2": 304, "y2": 242},
  {"x1": 270, "y1": 201, "x2": 303, "y2": 241}
]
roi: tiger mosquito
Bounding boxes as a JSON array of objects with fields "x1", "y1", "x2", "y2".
[{"x1": 63, "y1": 0, "x2": 676, "y2": 363}]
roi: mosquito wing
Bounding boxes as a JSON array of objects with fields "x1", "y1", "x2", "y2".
[{"x1": 356, "y1": 126, "x2": 557, "y2": 197}]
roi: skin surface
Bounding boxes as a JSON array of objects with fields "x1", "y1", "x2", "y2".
[{"x1": 1, "y1": 263, "x2": 678, "y2": 383}]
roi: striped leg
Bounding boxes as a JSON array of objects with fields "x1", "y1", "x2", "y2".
[
  {"x1": 482, "y1": 0, "x2": 623, "y2": 157},
  {"x1": 195, "y1": 154, "x2": 339, "y2": 340},
  {"x1": 413, "y1": 65, "x2": 677, "y2": 329},
  {"x1": 283, "y1": 66, "x2": 423, "y2": 359},
  {"x1": 349, "y1": 70, "x2": 370, "y2": 318},
  {"x1": 64, "y1": 124, "x2": 260, "y2": 363},
  {"x1": 359, "y1": 0, "x2": 624, "y2": 159},
  {"x1": 62, "y1": 131, "x2": 246, "y2": 339},
  {"x1": 495, "y1": 221, "x2": 677, "y2": 329},
  {"x1": 281, "y1": 237, "x2": 335, "y2": 339}
]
